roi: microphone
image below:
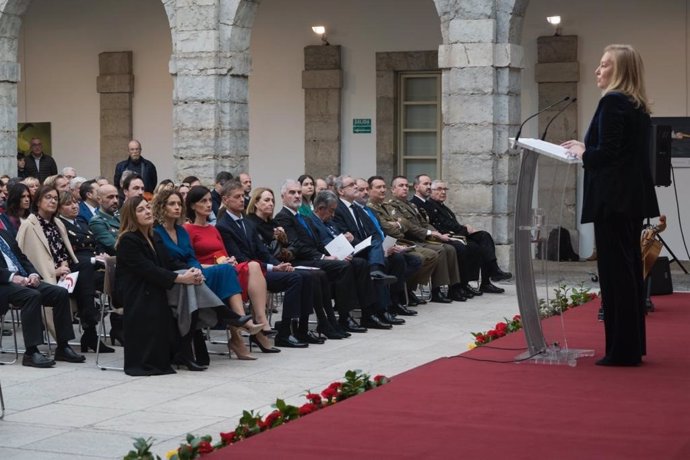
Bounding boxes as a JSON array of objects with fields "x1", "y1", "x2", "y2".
[
  {"x1": 540, "y1": 97, "x2": 577, "y2": 141},
  {"x1": 513, "y1": 96, "x2": 570, "y2": 148}
]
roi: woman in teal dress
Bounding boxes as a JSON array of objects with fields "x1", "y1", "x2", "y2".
[{"x1": 152, "y1": 189, "x2": 264, "y2": 362}]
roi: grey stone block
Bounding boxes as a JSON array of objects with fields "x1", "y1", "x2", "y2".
[
  {"x1": 100, "y1": 93, "x2": 132, "y2": 111},
  {"x1": 0, "y1": 61, "x2": 19, "y2": 83},
  {"x1": 537, "y1": 35, "x2": 578, "y2": 63},
  {"x1": 96, "y1": 75, "x2": 134, "y2": 94},
  {"x1": 98, "y1": 52, "x2": 133, "y2": 75},
  {"x1": 302, "y1": 69, "x2": 342, "y2": 89},
  {"x1": 304, "y1": 45, "x2": 341, "y2": 70},
  {"x1": 448, "y1": 19, "x2": 495, "y2": 43},
  {"x1": 175, "y1": 5, "x2": 218, "y2": 31}
]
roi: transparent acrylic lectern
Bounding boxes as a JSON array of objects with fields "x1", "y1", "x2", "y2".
[{"x1": 512, "y1": 138, "x2": 595, "y2": 366}]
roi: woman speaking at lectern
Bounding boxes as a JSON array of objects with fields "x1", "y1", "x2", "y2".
[{"x1": 561, "y1": 44, "x2": 659, "y2": 366}]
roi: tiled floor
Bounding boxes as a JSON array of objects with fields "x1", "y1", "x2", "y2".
[{"x1": 0, "y1": 260, "x2": 686, "y2": 459}]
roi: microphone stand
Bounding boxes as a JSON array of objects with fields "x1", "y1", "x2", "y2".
[
  {"x1": 540, "y1": 98, "x2": 578, "y2": 141},
  {"x1": 512, "y1": 96, "x2": 570, "y2": 148}
]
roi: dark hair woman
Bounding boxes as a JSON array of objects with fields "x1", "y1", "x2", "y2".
[
  {"x1": 1, "y1": 183, "x2": 32, "y2": 237},
  {"x1": 297, "y1": 174, "x2": 315, "y2": 216}
]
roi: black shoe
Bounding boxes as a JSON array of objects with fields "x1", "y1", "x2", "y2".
[
  {"x1": 407, "y1": 290, "x2": 426, "y2": 306},
  {"x1": 227, "y1": 314, "x2": 253, "y2": 328},
  {"x1": 450, "y1": 291, "x2": 468, "y2": 302},
  {"x1": 379, "y1": 312, "x2": 405, "y2": 325},
  {"x1": 463, "y1": 284, "x2": 482, "y2": 297},
  {"x1": 480, "y1": 282, "x2": 505, "y2": 294},
  {"x1": 2, "y1": 328, "x2": 12, "y2": 336},
  {"x1": 297, "y1": 330, "x2": 326, "y2": 344},
  {"x1": 391, "y1": 304, "x2": 418, "y2": 316},
  {"x1": 81, "y1": 328, "x2": 115, "y2": 353},
  {"x1": 249, "y1": 334, "x2": 282, "y2": 353},
  {"x1": 595, "y1": 357, "x2": 641, "y2": 367},
  {"x1": 54, "y1": 346, "x2": 86, "y2": 363},
  {"x1": 316, "y1": 323, "x2": 346, "y2": 339},
  {"x1": 361, "y1": 315, "x2": 393, "y2": 330},
  {"x1": 370, "y1": 270, "x2": 397, "y2": 284},
  {"x1": 274, "y1": 334, "x2": 309, "y2": 348},
  {"x1": 431, "y1": 288, "x2": 452, "y2": 304},
  {"x1": 329, "y1": 319, "x2": 351, "y2": 338},
  {"x1": 339, "y1": 316, "x2": 368, "y2": 333},
  {"x1": 22, "y1": 351, "x2": 55, "y2": 368},
  {"x1": 173, "y1": 355, "x2": 207, "y2": 371},
  {"x1": 491, "y1": 269, "x2": 513, "y2": 282}
]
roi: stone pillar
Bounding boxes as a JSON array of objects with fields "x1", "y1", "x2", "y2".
[
  {"x1": 303, "y1": 45, "x2": 342, "y2": 178},
  {"x1": 535, "y1": 35, "x2": 579, "y2": 248},
  {"x1": 437, "y1": 30, "x2": 525, "y2": 268},
  {"x1": 97, "y1": 51, "x2": 133, "y2": 183}
]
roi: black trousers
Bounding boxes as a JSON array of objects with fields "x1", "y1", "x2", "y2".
[
  {"x1": 594, "y1": 213, "x2": 646, "y2": 364},
  {"x1": 296, "y1": 259, "x2": 356, "y2": 315},
  {"x1": 70, "y1": 257, "x2": 100, "y2": 328},
  {"x1": 266, "y1": 271, "x2": 304, "y2": 320},
  {"x1": 6, "y1": 281, "x2": 73, "y2": 348}
]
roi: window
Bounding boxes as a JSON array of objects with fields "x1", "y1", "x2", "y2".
[{"x1": 397, "y1": 72, "x2": 441, "y2": 180}]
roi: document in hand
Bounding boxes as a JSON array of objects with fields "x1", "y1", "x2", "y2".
[
  {"x1": 382, "y1": 235, "x2": 397, "y2": 252},
  {"x1": 325, "y1": 234, "x2": 373, "y2": 260},
  {"x1": 57, "y1": 271, "x2": 79, "y2": 293}
]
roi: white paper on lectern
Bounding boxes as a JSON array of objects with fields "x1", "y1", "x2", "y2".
[
  {"x1": 325, "y1": 234, "x2": 355, "y2": 260},
  {"x1": 513, "y1": 138, "x2": 581, "y2": 164}
]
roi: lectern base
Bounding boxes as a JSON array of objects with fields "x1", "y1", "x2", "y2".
[{"x1": 516, "y1": 346, "x2": 595, "y2": 367}]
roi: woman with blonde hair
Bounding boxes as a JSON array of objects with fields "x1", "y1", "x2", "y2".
[{"x1": 561, "y1": 44, "x2": 659, "y2": 366}]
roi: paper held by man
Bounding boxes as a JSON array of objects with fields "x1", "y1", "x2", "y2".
[
  {"x1": 512, "y1": 138, "x2": 581, "y2": 164},
  {"x1": 325, "y1": 234, "x2": 372, "y2": 260}
]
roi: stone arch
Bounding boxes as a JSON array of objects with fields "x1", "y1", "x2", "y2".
[
  {"x1": 0, "y1": 0, "x2": 179, "y2": 175},
  {"x1": 433, "y1": 0, "x2": 529, "y2": 266}
]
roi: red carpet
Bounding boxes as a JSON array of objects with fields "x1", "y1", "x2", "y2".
[{"x1": 209, "y1": 294, "x2": 690, "y2": 459}]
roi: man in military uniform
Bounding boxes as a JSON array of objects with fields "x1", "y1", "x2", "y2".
[{"x1": 88, "y1": 184, "x2": 121, "y2": 256}]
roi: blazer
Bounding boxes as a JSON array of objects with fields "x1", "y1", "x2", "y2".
[
  {"x1": 89, "y1": 209, "x2": 121, "y2": 255},
  {"x1": 58, "y1": 216, "x2": 98, "y2": 257},
  {"x1": 16, "y1": 214, "x2": 78, "y2": 285},
  {"x1": 581, "y1": 92, "x2": 660, "y2": 223},
  {"x1": 273, "y1": 207, "x2": 327, "y2": 262},
  {"x1": 0, "y1": 229, "x2": 40, "y2": 314},
  {"x1": 23, "y1": 153, "x2": 58, "y2": 184},
  {"x1": 424, "y1": 198, "x2": 468, "y2": 236},
  {"x1": 113, "y1": 157, "x2": 158, "y2": 193},
  {"x1": 77, "y1": 201, "x2": 97, "y2": 225},
  {"x1": 216, "y1": 211, "x2": 276, "y2": 265},
  {"x1": 331, "y1": 199, "x2": 381, "y2": 246}
]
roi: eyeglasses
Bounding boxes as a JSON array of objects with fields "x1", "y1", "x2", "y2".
[
  {"x1": 31, "y1": 143, "x2": 42, "y2": 147},
  {"x1": 43, "y1": 195, "x2": 59, "y2": 202}
]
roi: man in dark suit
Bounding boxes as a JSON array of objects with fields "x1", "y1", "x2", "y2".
[
  {"x1": 239, "y1": 173, "x2": 252, "y2": 210},
  {"x1": 77, "y1": 180, "x2": 99, "y2": 225},
  {"x1": 211, "y1": 171, "x2": 233, "y2": 216},
  {"x1": 274, "y1": 180, "x2": 386, "y2": 332},
  {"x1": 0, "y1": 229, "x2": 85, "y2": 367},
  {"x1": 216, "y1": 180, "x2": 313, "y2": 347},
  {"x1": 427, "y1": 179, "x2": 511, "y2": 290},
  {"x1": 24, "y1": 137, "x2": 58, "y2": 183}
]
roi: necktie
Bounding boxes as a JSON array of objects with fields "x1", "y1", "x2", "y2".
[
  {"x1": 0, "y1": 236, "x2": 27, "y2": 276},
  {"x1": 296, "y1": 213, "x2": 315, "y2": 238},
  {"x1": 236, "y1": 217, "x2": 248, "y2": 241},
  {"x1": 363, "y1": 207, "x2": 385, "y2": 239},
  {"x1": 351, "y1": 204, "x2": 365, "y2": 239}
]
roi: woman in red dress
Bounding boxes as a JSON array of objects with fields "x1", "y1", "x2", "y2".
[{"x1": 183, "y1": 186, "x2": 275, "y2": 358}]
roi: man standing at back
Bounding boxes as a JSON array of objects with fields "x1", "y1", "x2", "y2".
[
  {"x1": 24, "y1": 137, "x2": 57, "y2": 183},
  {"x1": 113, "y1": 140, "x2": 158, "y2": 193}
]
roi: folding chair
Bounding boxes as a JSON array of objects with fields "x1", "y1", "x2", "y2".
[
  {"x1": 0, "y1": 303, "x2": 53, "y2": 365},
  {"x1": 96, "y1": 255, "x2": 123, "y2": 371}
]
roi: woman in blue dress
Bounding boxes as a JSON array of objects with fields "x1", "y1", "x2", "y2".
[{"x1": 152, "y1": 189, "x2": 264, "y2": 362}]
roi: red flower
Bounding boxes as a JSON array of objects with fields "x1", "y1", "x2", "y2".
[
  {"x1": 475, "y1": 333, "x2": 487, "y2": 344},
  {"x1": 220, "y1": 431, "x2": 235, "y2": 444},
  {"x1": 264, "y1": 410, "x2": 282, "y2": 428},
  {"x1": 495, "y1": 322, "x2": 508, "y2": 332},
  {"x1": 513, "y1": 314, "x2": 521, "y2": 321},
  {"x1": 373, "y1": 375, "x2": 387, "y2": 385},
  {"x1": 328, "y1": 382, "x2": 342, "y2": 390},
  {"x1": 299, "y1": 403, "x2": 318, "y2": 416},
  {"x1": 197, "y1": 440, "x2": 214, "y2": 454},
  {"x1": 305, "y1": 393, "x2": 322, "y2": 405},
  {"x1": 321, "y1": 388, "x2": 337, "y2": 400}
]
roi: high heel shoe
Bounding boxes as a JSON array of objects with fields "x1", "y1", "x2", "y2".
[
  {"x1": 173, "y1": 354, "x2": 207, "y2": 371},
  {"x1": 249, "y1": 333, "x2": 281, "y2": 353},
  {"x1": 81, "y1": 328, "x2": 115, "y2": 353},
  {"x1": 244, "y1": 322, "x2": 265, "y2": 336},
  {"x1": 227, "y1": 314, "x2": 252, "y2": 328},
  {"x1": 228, "y1": 340, "x2": 257, "y2": 360}
]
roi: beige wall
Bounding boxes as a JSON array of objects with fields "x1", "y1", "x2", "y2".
[
  {"x1": 249, "y1": 0, "x2": 442, "y2": 193},
  {"x1": 523, "y1": 0, "x2": 690, "y2": 259},
  {"x1": 17, "y1": 0, "x2": 173, "y2": 182}
]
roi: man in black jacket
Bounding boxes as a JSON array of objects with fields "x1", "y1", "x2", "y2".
[
  {"x1": 24, "y1": 137, "x2": 57, "y2": 183},
  {"x1": 0, "y1": 229, "x2": 85, "y2": 367},
  {"x1": 113, "y1": 140, "x2": 158, "y2": 193}
]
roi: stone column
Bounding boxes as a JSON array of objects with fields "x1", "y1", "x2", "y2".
[
  {"x1": 437, "y1": 26, "x2": 525, "y2": 268},
  {"x1": 97, "y1": 51, "x2": 133, "y2": 183},
  {"x1": 303, "y1": 45, "x2": 342, "y2": 178},
  {"x1": 0, "y1": 7, "x2": 26, "y2": 175},
  {"x1": 535, "y1": 35, "x2": 579, "y2": 249}
]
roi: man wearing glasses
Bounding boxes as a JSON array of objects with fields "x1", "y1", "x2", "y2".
[{"x1": 23, "y1": 137, "x2": 57, "y2": 184}]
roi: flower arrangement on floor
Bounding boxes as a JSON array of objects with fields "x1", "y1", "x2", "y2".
[
  {"x1": 469, "y1": 284, "x2": 598, "y2": 349},
  {"x1": 123, "y1": 370, "x2": 389, "y2": 460}
]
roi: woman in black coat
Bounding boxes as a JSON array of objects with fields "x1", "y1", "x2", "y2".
[
  {"x1": 115, "y1": 195, "x2": 204, "y2": 376},
  {"x1": 562, "y1": 44, "x2": 659, "y2": 366}
]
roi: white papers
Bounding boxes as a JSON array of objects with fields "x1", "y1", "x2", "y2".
[
  {"x1": 294, "y1": 266, "x2": 319, "y2": 270},
  {"x1": 325, "y1": 234, "x2": 373, "y2": 260},
  {"x1": 57, "y1": 271, "x2": 79, "y2": 293},
  {"x1": 382, "y1": 236, "x2": 397, "y2": 253}
]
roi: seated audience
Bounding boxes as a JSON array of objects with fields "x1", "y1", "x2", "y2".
[
  {"x1": 183, "y1": 185, "x2": 274, "y2": 358},
  {"x1": 77, "y1": 179, "x2": 99, "y2": 224},
  {"x1": 152, "y1": 189, "x2": 265, "y2": 363},
  {"x1": 89, "y1": 184, "x2": 120, "y2": 255},
  {"x1": 1, "y1": 183, "x2": 31, "y2": 237},
  {"x1": 17, "y1": 185, "x2": 112, "y2": 353},
  {"x1": 0, "y1": 227, "x2": 84, "y2": 368},
  {"x1": 297, "y1": 174, "x2": 315, "y2": 216},
  {"x1": 21, "y1": 176, "x2": 40, "y2": 200}
]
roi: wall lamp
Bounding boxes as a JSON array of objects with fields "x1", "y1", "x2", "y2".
[
  {"x1": 312, "y1": 25, "x2": 330, "y2": 45},
  {"x1": 546, "y1": 16, "x2": 562, "y2": 36}
]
